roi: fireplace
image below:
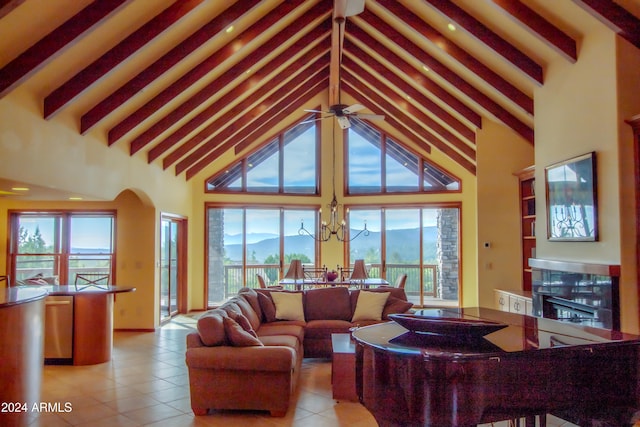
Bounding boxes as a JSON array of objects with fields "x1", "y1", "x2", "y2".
[{"x1": 530, "y1": 259, "x2": 620, "y2": 331}]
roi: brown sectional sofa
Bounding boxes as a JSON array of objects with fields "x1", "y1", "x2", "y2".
[{"x1": 185, "y1": 285, "x2": 411, "y2": 416}]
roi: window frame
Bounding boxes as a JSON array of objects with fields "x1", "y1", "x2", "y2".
[
  {"x1": 7, "y1": 210, "x2": 116, "y2": 286},
  {"x1": 344, "y1": 121, "x2": 461, "y2": 195}
]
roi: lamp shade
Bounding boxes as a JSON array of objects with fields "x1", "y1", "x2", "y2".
[
  {"x1": 350, "y1": 259, "x2": 368, "y2": 280},
  {"x1": 284, "y1": 259, "x2": 304, "y2": 280}
]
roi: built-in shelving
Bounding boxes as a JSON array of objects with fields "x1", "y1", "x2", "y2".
[{"x1": 516, "y1": 166, "x2": 535, "y2": 292}]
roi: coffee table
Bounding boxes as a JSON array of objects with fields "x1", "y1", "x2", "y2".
[{"x1": 331, "y1": 333, "x2": 358, "y2": 401}]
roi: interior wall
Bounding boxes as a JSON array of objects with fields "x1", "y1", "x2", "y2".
[
  {"x1": 476, "y1": 119, "x2": 534, "y2": 309},
  {"x1": 534, "y1": 20, "x2": 640, "y2": 333}
]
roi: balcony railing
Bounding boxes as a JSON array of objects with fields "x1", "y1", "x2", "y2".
[{"x1": 212, "y1": 263, "x2": 438, "y2": 306}]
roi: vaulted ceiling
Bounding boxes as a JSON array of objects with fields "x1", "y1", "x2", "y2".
[{"x1": 1, "y1": 0, "x2": 639, "y2": 181}]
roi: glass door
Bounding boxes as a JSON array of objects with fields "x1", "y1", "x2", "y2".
[{"x1": 160, "y1": 215, "x2": 184, "y2": 322}]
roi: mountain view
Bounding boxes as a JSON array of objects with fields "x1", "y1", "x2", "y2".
[{"x1": 223, "y1": 227, "x2": 438, "y2": 263}]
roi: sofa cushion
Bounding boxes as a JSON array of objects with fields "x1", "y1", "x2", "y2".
[
  {"x1": 271, "y1": 291, "x2": 305, "y2": 321},
  {"x1": 238, "y1": 287, "x2": 263, "y2": 322},
  {"x1": 382, "y1": 296, "x2": 414, "y2": 320},
  {"x1": 304, "y1": 287, "x2": 352, "y2": 321},
  {"x1": 223, "y1": 317, "x2": 263, "y2": 347},
  {"x1": 227, "y1": 311, "x2": 258, "y2": 338},
  {"x1": 352, "y1": 291, "x2": 390, "y2": 322},
  {"x1": 233, "y1": 296, "x2": 262, "y2": 331},
  {"x1": 257, "y1": 292, "x2": 277, "y2": 322},
  {"x1": 257, "y1": 323, "x2": 305, "y2": 344},
  {"x1": 259, "y1": 334, "x2": 300, "y2": 351},
  {"x1": 196, "y1": 309, "x2": 228, "y2": 346},
  {"x1": 304, "y1": 319, "x2": 353, "y2": 339}
]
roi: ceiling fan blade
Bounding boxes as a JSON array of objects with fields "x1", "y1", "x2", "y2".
[
  {"x1": 304, "y1": 109, "x2": 326, "y2": 113},
  {"x1": 337, "y1": 116, "x2": 351, "y2": 129},
  {"x1": 334, "y1": 0, "x2": 365, "y2": 18},
  {"x1": 355, "y1": 113, "x2": 385, "y2": 121},
  {"x1": 299, "y1": 116, "x2": 332, "y2": 125},
  {"x1": 343, "y1": 103, "x2": 365, "y2": 114}
]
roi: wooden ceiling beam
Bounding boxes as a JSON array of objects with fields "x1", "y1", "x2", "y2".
[
  {"x1": 342, "y1": 55, "x2": 475, "y2": 159},
  {"x1": 0, "y1": 0, "x2": 26, "y2": 20},
  {"x1": 183, "y1": 72, "x2": 328, "y2": 180},
  {"x1": 344, "y1": 38, "x2": 475, "y2": 143},
  {"x1": 489, "y1": 0, "x2": 577, "y2": 62},
  {"x1": 152, "y1": 46, "x2": 330, "y2": 165},
  {"x1": 348, "y1": 24, "x2": 481, "y2": 128},
  {"x1": 342, "y1": 85, "x2": 431, "y2": 154},
  {"x1": 0, "y1": 0, "x2": 132, "y2": 98},
  {"x1": 80, "y1": 0, "x2": 262, "y2": 133},
  {"x1": 343, "y1": 79, "x2": 476, "y2": 175},
  {"x1": 376, "y1": 0, "x2": 533, "y2": 114},
  {"x1": 351, "y1": 20, "x2": 534, "y2": 144},
  {"x1": 44, "y1": 0, "x2": 206, "y2": 119},
  {"x1": 572, "y1": 0, "x2": 640, "y2": 50},
  {"x1": 108, "y1": 0, "x2": 321, "y2": 146},
  {"x1": 424, "y1": 0, "x2": 543, "y2": 85},
  {"x1": 170, "y1": 60, "x2": 329, "y2": 174},
  {"x1": 134, "y1": 19, "x2": 330, "y2": 157}
]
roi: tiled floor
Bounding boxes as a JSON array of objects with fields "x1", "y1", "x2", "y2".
[{"x1": 27, "y1": 315, "x2": 580, "y2": 427}]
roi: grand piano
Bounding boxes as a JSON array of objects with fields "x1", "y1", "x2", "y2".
[{"x1": 353, "y1": 307, "x2": 640, "y2": 427}]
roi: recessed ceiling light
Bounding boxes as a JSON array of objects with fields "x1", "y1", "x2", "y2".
[
  {"x1": 422, "y1": 65, "x2": 429, "y2": 72},
  {"x1": 447, "y1": 23, "x2": 456, "y2": 32},
  {"x1": 69, "y1": 196, "x2": 83, "y2": 201},
  {"x1": 226, "y1": 25, "x2": 234, "y2": 33},
  {"x1": 11, "y1": 187, "x2": 29, "y2": 191}
]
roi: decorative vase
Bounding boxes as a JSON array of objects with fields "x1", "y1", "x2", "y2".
[{"x1": 326, "y1": 271, "x2": 338, "y2": 282}]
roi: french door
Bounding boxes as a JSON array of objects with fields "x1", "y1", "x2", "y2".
[{"x1": 160, "y1": 215, "x2": 187, "y2": 322}]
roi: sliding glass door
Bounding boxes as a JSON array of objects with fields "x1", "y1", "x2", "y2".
[{"x1": 160, "y1": 215, "x2": 186, "y2": 323}]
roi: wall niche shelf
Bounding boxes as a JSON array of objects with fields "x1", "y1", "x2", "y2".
[{"x1": 516, "y1": 166, "x2": 536, "y2": 292}]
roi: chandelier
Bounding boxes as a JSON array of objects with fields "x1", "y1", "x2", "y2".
[
  {"x1": 298, "y1": 119, "x2": 369, "y2": 242},
  {"x1": 298, "y1": 192, "x2": 369, "y2": 242}
]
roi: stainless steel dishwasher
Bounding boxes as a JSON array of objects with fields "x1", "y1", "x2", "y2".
[{"x1": 44, "y1": 295, "x2": 74, "y2": 363}]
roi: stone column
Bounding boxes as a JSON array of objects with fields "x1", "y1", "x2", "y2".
[
  {"x1": 436, "y1": 209, "x2": 459, "y2": 300},
  {"x1": 207, "y1": 209, "x2": 226, "y2": 303}
]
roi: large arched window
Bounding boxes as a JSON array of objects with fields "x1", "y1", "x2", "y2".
[
  {"x1": 205, "y1": 120, "x2": 319, "y2": 194},
  {"x1": 346, "y1": 120, "x2": 460, "y2": 194}
]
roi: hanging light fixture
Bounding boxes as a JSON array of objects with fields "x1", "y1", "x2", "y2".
[{"x1": 298, "y1": 119, "x2": 369, "y2": 242}]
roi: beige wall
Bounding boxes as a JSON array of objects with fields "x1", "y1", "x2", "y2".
[{"x1": 476, "y1": 120, "x2": 534, "y2": 309}]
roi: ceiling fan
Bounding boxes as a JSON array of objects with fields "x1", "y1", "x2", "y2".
[{"x1": 303, "y1": 0, "x2": 384, "y2": 129}]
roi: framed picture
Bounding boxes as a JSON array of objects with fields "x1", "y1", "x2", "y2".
[{"x1": 545, "y1": 152, "x2": 598, "y2": 241}]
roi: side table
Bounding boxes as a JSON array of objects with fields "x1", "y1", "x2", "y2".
[{"x1": 331, "y1": 333, "x2": 358, "y2": 401}]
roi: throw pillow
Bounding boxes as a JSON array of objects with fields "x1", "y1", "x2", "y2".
[
  {"x1": 382, "y1": 296, "x2": 414, "y2": 320},
  {"x1": 223, "y1": 317, "x2": 263, "y2": 347},
  {"x1": 352, "y1": 291, "x2": 390, "y2": 322},
  {"x1": 196, "y1": 309, "x2": 228, "y2": 346},
  {"x1": 257, "y1": 292, "x2": 277, "y2": 322},
  {"x1": 227, "y1": 310, "x2": 258, "y2": 337},
  {"x1": 271, "y1": 291, "x2": 305, "y2": 322}
]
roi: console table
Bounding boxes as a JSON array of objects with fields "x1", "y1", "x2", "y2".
[{"x1": 353, "y1": 307, "x2": 640, "y2": 426}]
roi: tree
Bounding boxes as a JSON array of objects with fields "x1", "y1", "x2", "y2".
[{"x1": 19, "y1": 226, "x2": 47, "y2": 254}]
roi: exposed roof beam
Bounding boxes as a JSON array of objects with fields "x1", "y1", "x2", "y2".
[
  {"x1": 351, "y1": 19, "x2": 534, "y2": 144},
  {"x1": 343, "y1": 55, "x2": 475, "y2": 159},
  {"x1": 489, "y1": 0, "x2": 577, "y2": 62},
  {"x1": 80, "y1": 0, "x2": 263, "y2": 133},
  {"x1": 376, "y1": 0, "x2": 533, "y2": 114},
  {"x1": 344, "y1": 79, "x2": 476, "y2": 175},
  {"x1": 108, "y1": 0, "x2": 321, "y2": 146},
  {"x1": 171, "y1": 59, "x2": 329, "y2": 174},
  {"x1": 572, "y1": 0, "x2": 640, "y2": 50},
  {"x1": 342, "y1": 83, "x2": 434, "y2": 154},
  {"x1": 138, "y1": 20, "x2": 331, "y2": 158},
  {"x1": 423, "y1": 0, "x2": 544, "y2": 84},
  {"x1": 349, "y1": 23, "x2": 481, "y2": 128},
  {"x1": 184, "y1": 72, "x2": 329, "y2": 179},
  {"x1": 0, "y1": 0, "x2": 26, "y2": 20},
  {"x1": 152, "y1": 47, "x2": 330, "y2": 166},
  {"x1": 0, "y1": 0, "x2": 133, "y2": 98},
  {"x1": 344, "y1": 38, "x2": 475, "y2": 143},
  {"x1": 43, "y1": 0, "x2": 206, "y2": 119}
]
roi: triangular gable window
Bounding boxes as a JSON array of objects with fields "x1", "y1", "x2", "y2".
[
  {"x1": 206, "y1": 120, "x2": 318, "y2": 194},
  {"x1": 347, "y1": 119, "x2": 460, "y2": 194}
]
